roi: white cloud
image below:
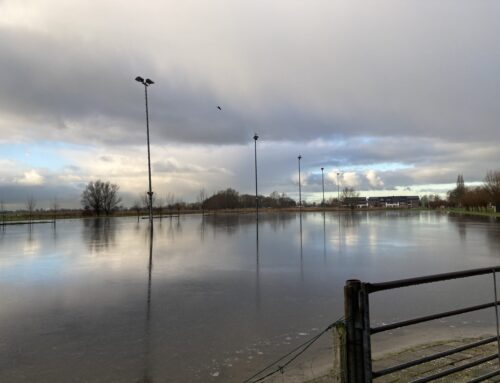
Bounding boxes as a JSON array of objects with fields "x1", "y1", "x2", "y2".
[
  {"x1": 365, "y1": 170, "x2": 384, "y2": 188},
  {"x1": 342, "y1": 172, "x2": 360, "y2": 188},
  {"x1": 17, "y1": 169, "x2": 44, "y2": 185}
]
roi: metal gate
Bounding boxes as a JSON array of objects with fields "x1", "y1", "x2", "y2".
[{"x1": 344, "y1": 266, "x2": 500, "y2": 383}]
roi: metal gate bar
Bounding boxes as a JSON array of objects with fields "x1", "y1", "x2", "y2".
[
  {"x1": 345, "y1": 266, "x2": 500, "y2": 383},
  {"x1": 371, "y1": 301, "x2": 500, "y2": 334},
  {"x1": 366, "y1": 266, "x2": 500, "y2": 293}
]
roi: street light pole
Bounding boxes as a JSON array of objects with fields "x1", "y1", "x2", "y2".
[
  {"x1": 298, "y1": 155, "x2": 302, "y2": 208},
  {"x1": 135, "y1": 76, "x2": 155, "y2": 226},
  {"x1": 321, "y1": 167, "x2": 325, "y2": 207},
  {"x1": 253, "y1": 133, "x2": 259, "y2": 216}
]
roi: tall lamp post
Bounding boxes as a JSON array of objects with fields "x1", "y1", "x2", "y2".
[
  {"x1": 135, "y1": 76, "x2": 155, "y2": 225},
  {"x1": 253, "y1": 133, "x2": 259, "y2": 216},
  {"x1": 298, "y1": 155, "x2": 302, "y2": 208},
  {"x1": 321, "y1": 167, "x2": 325, "y2": 207}
]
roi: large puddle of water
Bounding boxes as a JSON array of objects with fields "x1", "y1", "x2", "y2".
[{"x1": 0, "y1": 211, "x2": 499, "y2": 382}]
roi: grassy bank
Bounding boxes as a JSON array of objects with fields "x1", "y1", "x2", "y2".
[{"x1": 447, "y1": 208, "x2": 500, "y2": 218}]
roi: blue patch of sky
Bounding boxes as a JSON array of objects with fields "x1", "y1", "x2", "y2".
[
  {"x1": 0, "y1": 141, "x2": 89, "y2": 170},
  {"x1": 339, "y1": 162, "x2": 413, "y2": 173},
  {"x1": 357, "y1": 136, "x2": 377, "y2": 144}
]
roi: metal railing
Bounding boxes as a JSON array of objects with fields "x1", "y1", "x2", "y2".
[{"x1": 344, "y1": 266, "x2": 500, "y2": 383}]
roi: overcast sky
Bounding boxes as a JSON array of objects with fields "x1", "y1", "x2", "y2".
[{"x1": 0, "y1": 0, "x2": 499, "y2": 208}]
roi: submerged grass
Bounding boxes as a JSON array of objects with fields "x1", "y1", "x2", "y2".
[
  {"x1": 304, "y1": 337, "x2": 500, "y2": 383},
  {"x1": 448, "y1": 208, "x2": 500, "y2": 218}
]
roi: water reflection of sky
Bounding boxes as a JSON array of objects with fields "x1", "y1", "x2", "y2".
[{"x1": 0, "y1": 212, "x2": 499, "y2": 382}]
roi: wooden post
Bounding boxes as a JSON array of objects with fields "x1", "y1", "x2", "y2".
[
  {"x1": 345, "y1": 279, "x2": 372, "y2": 383},
  {"x1": 332, "y1": 321, "x2": 347, "y2": 383}
]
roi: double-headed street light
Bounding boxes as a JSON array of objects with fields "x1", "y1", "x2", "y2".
[
  {"x1": 135, "y1": 76, "x2": 155, "y2": 225},
  {"x1": 298, "y1": 155, "x2": 302, "y2": 208},
  {"x1": 253, "y1": 133, "x2": 259, "y2": 216}
]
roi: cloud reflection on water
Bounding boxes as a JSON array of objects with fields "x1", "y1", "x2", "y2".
[{"x1": 1, "y1": 212, "x2": 500, "y2": 382}]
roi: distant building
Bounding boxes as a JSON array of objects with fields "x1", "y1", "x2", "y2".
[
  {"x1": 368, "y1": 196, "x2": 420, "y2": 208},
  {"x1": 344, "y1": 197, "x2": 368, "y2": 208},
  {"x1": 405, "y1": 196, "x2": 420, "y2": 208},
  {"x1": 340, "y1": 196, "x2": 421, "y2": 209}
]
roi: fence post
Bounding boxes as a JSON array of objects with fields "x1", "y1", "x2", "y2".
[
  {"x1": 345, "y1": 279, "x2": 372, "y2": 383},
  {"x1": 332, "y1": 321, "x2": 347, "y2": 383}
]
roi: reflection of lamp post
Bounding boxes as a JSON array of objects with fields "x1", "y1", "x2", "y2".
[
  {"x1": 143, "y1": 226, "x2": 153, "y2": 381},
  {"x1": 253, "y1": 133, "x2": 259, "y2": 216},
  {"x1": 321, "y1": 167, "x2": 325, "y2": 207},
  {"x1": 298, "y1": 155, "x2": 302, "y2": 208},
  {"x1": 135, "y1": 76, "x2": 155, "y2": 225}
]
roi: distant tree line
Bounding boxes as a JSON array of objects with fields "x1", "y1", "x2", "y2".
[
  {"x1": 4, "y1": 181, "x2": 368, "y2": 220},
  {"x1": 447, "y1": 170, "x2": 500, "y2": 211},
  {"x1": 21, "y1": 170, "x2": 500, "y2": 219},
  {"x1": 201, "y1": 188, "x2": 296, "y2": 210}
]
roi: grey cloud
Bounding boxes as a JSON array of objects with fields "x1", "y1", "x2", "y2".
[
  {"x1": 0, "y1": 27, "x2": 254, "y2": 146},
  {"x1": 235, "y1": 136, "x2": 498, "y2": 197},
  {"x1": 0, "y1": 183, "x2": 81, "y2": 209},
  {"x1": 1, "y1": 0, "x2": 500, "y2": 148},
  {"x1": 1, "y1": 0, "x2": 500, "y2": 205},
  {"x1": 153, "y1": 160, "x2": 200, "y2": 174}
]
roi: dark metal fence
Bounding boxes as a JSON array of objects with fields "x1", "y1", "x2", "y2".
[{"x1": 344, "y1": 266, "x2": 500, "y2": 383}]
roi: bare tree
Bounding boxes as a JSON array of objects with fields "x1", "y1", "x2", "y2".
[
  {"x1": 462, "y1": 187, "x2": 489, "y2": 211},
  {"x1": 81, "y1": 180, "x2": 121, "y2": 216},
  {"x1": 326, "y1": 197, "x2": 339, "y2": 207},
  {"x1": 340, "y1": 186, "x2": 359, "y2": 202},
  {"x1": 197, "y1": 188, "x2": 207, "y2": 211},
  {"x1": 165, "y1": 192, "x2": 175, "y2": 210},
  {"x1": 102, "y1": 182, "x2": 121, "y2": 215},
  {"x1": 483, "y1": 170, "x2": 500, "y2": 203},
  {"x1": 448, "y1": 174, "x2": 466, "y2": 207},
  {"x1": 174, "y1": 197, "x2": 185, "y2": 214},
  {"x1": 156, "y1": 197, "x2": 164, "y2": 221},
  {"x1": 420, "y1": 195, "x2": 430, "y2": 208},
  {"x1": 26, "y1": 196, "x2": 36, "y2": 223}
]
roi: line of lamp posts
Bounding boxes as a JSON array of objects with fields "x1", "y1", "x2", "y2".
[{"x1": 135, "y1": 76, "x2": 341, "y2": 225}]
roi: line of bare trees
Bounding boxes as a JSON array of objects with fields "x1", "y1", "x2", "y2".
[
  {"x1": 448, "y1": 170, "x2": 500, "y2": 211},
  {"x1": 129, "y1": 191, "x2": 190, "y2": 220}
]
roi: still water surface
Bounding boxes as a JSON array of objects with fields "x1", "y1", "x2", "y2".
[{"x1": 0, "y1": 211, "x2": 499, "y2": 382}]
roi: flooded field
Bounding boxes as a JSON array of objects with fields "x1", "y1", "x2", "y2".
[{"x1": 0, "y1": 211, "x2": 499, "y2": 382}]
